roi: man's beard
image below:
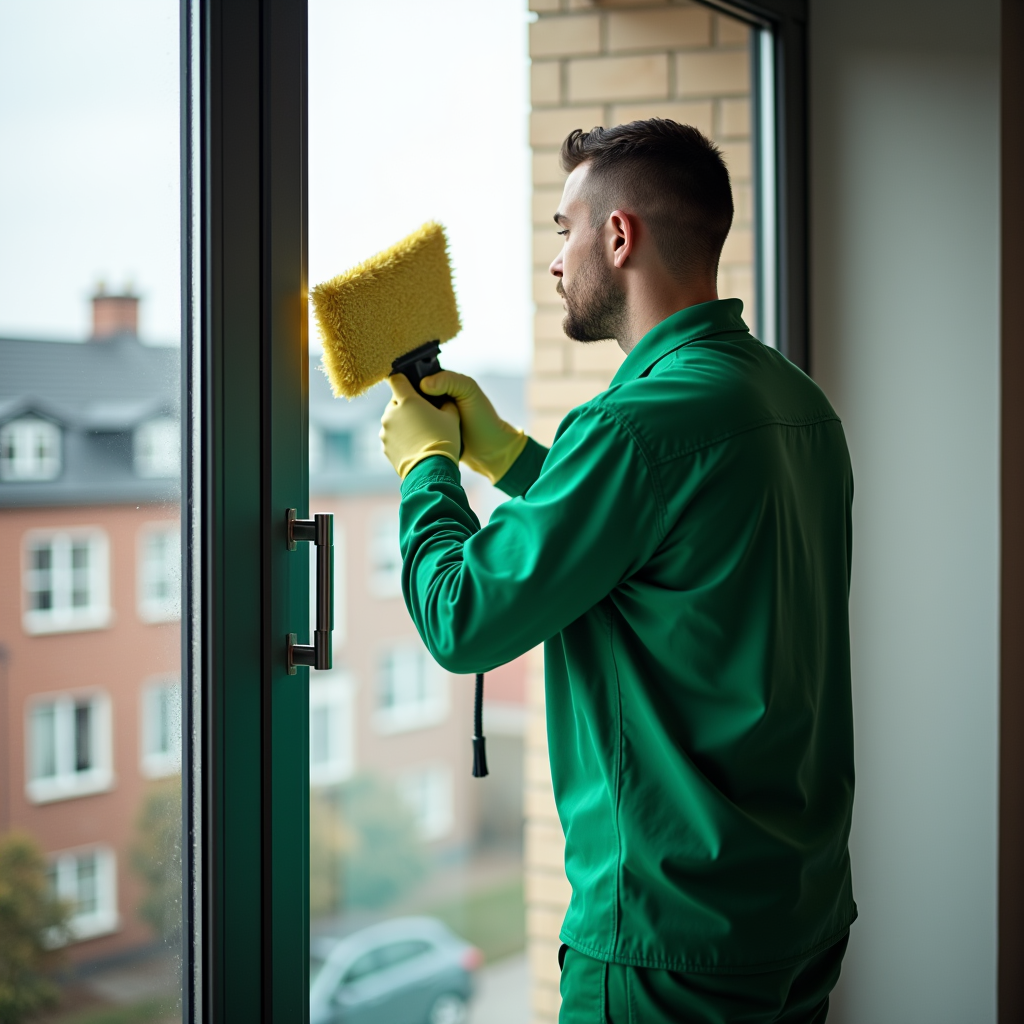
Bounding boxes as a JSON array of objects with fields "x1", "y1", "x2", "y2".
[{"x1": 559, "y1": 244, "x2": 626, "y2": 343}]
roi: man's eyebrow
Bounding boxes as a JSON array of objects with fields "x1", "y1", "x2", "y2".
[{"x1": 554, "y1": 212, "x2": 568, "y2": 226}]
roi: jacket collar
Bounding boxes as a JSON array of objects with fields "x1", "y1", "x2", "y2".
[{"x1": 610, "y1": 298, "x2": 750, "y2": 387}]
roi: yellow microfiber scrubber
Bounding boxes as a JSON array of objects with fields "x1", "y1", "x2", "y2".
[{"x1": 311, "y1": 221, "x2": 461, "y2": 400}]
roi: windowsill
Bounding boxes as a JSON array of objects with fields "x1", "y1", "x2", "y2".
[
  {"x1": 23, "y1": 608, "x2": 113, "y2": 636},
  {"x1": 27, "y1": 769, "x2": 115, "y2": 804},
  {"x1": 47, "y1": 910, "x2": 121, "y2": 947}
]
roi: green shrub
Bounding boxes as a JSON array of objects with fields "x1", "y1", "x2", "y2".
[{"x1": 0, "y1": 831, "x2": 70, "y2": 1024}]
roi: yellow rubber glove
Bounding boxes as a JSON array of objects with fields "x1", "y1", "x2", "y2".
[
  {"x1": 380, "y1": 374, "x2": 461, "y2": 480},
  {"x1": 420, "y1": 371, "x2": 528, "y2": 484}
]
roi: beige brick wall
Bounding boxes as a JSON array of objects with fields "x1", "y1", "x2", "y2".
[{"x1": 524, "y1": 2, "x2": 753, "y2": 1019}]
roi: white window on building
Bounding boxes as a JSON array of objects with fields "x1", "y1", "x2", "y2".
[
  {"x1": 397, "y1": 765, "x2": 454, "y2": 842},
  {"x1": 374, "y1": 644, "x2": 448, "y2": 734},
  {"x1": 138, "y1": 523, "x2": 181, "y2": 622},
  {"x1": 140, "y1": 677, "x2": 181, "y2": 779},
  {"x1": 134, "y1": 417, "x2": 180, "y2": 478},
  {"x1": 23, "y1": 529, "x2": 111, "y2": 635},
  {"x1": 308, "y1": 521, "x2": 346, "y2": 649},
  {"x1": 46, "y1": 846, "x2": 119, "y2": 942},
  {"x1": 309, "y1": 671, "x2": 355, "y2": 787},
  {"x1": 369, "y1": 511, "x2": 402, "y2": 598},
  {"x1": 27, "y1": 692, "x2": 113, "y2": 803},
  {"x1": 0, "y1": 416, "x2": 62, "y2": 481}
]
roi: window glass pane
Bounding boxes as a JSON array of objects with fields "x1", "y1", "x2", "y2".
[
  {"x1": 308, "y1": 4, "x2": 530, "y2": 1022},
  {"x1": 0, "y1": 2, "x2": 183, "y2": 1019}
]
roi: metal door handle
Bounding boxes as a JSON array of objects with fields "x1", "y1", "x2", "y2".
[{"x1": 285, "y1": 508, "x2": 333, "y2": 673}]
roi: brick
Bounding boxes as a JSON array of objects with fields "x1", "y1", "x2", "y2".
[
  {"x1": 533, "y1": 186, "x2": 564, "y2": 225},
  {"x1": 732, "y1": 184, "x2": 754, "y2": 226},
  {"x1": 676, "y1": 49, "x2": 750, "y2": 97},
  {"x1": 529, "y1": 414, "x2": 564, "y2": 446},
  {"x1": 530, "y1": 15, "x2": 601, "y2": 59},
  {"x1": 534, "y1": 271, "x2": 561, "y2": 304},
  {"x1": 529, "y1": 377, "x2": 606, "y2": 412},
  {"x1": 607, "y1": 7, "x2": 711, "y2": 52},
  {"x1": 532, "y1": 148, "x2": 567, "y2": 187},
  {"x1": 526, "y1": 748, "x2": 554, "y2": 785},
  {"x1": 531, "y1": 61, "x2": 563, "y2": 107},
  {"x1": 610, "y1": 99, "x2": 713, "y2": 135},
  {"x1": 718, "y1": 96, "x2": 750, "y2": 137},
  {"x1": 534, "y1": 308, "x2": 568, "y2": 341},
  {"x1": 526, "y1": 784, "x2": 562, "y2": 823},
  {"x1": 533, "y1": 227, "x2": 565, "y2": 266},
  {"x1": 569, "y1": 340, "x2": 624, "y2": 375},
  {"x1": 715, "y1": 12, "x2": 750, "y2": 46},
  {"x1": 532, "y1": 341, "x2": 565, "y2": 375},
  {"x1": 531, "y1": 984, "x2": 562, "y2": 1020},
  {"x1": 526, "y1": 709, "x2": 549, "y2": 747},
  {"x1": 720, "y1": 139, "x2": 751, "y2": 181},
  {"x1": 526, "y1": 868, "x2": 573, "y2": 907},
  {"x1": 720, "y1": 227, "x2": 753, "y2": 265},
  {"x1": 529, "y1": 942, "x2": 565, "y2": 984},
  {"x1": 530, "y1": 0, "x2": 561, "y2": 10},
  {"x1": 527, "y1": 905, "x2": 566, "y2": 939},
  {"x1": 527, "y1": 822, "x2": 566, "y2": 867},
  {"x1": 530, "y1": 105, "x2": 605, "y2": 147},
  {"x1": 572, "y1": 0, "x2": 667, "y2": 7},
  {"x1": 568, "y1": 54, "x2": 670, "y2": 103}
]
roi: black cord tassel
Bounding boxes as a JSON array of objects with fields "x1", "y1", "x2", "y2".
[{"x1": 472, "y1": 672, "x2": 488, "y2": 778}]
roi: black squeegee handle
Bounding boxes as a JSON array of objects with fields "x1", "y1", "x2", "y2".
[{"x1": 391, "y1": 340, "x2": 448, "y2": 409}]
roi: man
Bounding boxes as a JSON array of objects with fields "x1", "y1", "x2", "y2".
[{"x1": 381, "y1": 119, "x2": 855, "y2": 1023}]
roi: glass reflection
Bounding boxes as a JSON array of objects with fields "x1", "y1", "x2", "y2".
[
  {"x1": 307, "y1": 2, "x2": 532, "y2": 1020},
  {"x1": 0, "y1": 2, "x2": 182, "y2": 1020}
]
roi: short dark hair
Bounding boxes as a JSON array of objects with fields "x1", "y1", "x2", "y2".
[{"x1": 560, "y1": 119, "x2": 734, "y2": 280}]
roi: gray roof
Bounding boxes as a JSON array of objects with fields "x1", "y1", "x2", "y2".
[
  {"x1": 0, "y1": 333, "x2": 180, "y2": 508},
  {"x1": 0, "y1": 331, "x2": 526, "y2": 507}
]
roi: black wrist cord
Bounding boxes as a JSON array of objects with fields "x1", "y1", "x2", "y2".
[{"x1": 472, "y1": 673, "x2": 488, "y2": 778}]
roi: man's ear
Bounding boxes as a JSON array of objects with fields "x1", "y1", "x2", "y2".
[{"x1": 608, "y1": 210, "x2": 636, "y2": 269}]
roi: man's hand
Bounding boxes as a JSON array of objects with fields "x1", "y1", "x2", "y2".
[
  {"x1": 380, "y1": 374, "x2": 461, "y2": 480},
  {"x1": 420, "y1": 371, "x2": 528, "y2": 484}
]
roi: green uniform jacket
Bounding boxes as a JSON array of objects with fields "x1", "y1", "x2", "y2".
[{"x1": 398, "y1": 299, "x2": 856, "y2": 973}]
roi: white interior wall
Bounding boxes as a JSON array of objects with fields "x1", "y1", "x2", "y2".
[{"x1": 809, "y1": 1, "x2": 1000, "y2": 1020}]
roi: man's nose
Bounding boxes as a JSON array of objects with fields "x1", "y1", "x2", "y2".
[{"x1": 549, "y1": 252, "x2": 563, "y2": 278}]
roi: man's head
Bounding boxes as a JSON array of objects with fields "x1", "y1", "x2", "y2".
[{"x1": 550, "y1": 119, "x2": 733, "y2": 345}]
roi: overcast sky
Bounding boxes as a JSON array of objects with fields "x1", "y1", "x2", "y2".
[{"x1": 0, "y1": 0, "x2": 534, "y2": 374}]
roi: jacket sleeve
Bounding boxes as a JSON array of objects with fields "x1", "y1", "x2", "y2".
[{"x1": 398, "y1": 403, "x2": 665, "y2": 674}]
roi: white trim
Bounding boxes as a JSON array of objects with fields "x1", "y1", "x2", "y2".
[
  {"x1": 308, "y1": 670, "x2": 355, "y2": 786},
  {"x1": 396, "y1": 764, "x2": 454, "y2": 842},
  {"x1": 47, "y1": 845, "x2": 120, "y2": 943},
  {"x1": 26, "y1": 690, "x2": 115, "y2": 804},
  {"x1": 139, "y1": 675, "x2": 182, "y2": 779},
  {"x1": 368, "y1": 509, "x2": 402, "y2": 599},
  {"x1": 133, "y1": 417, "x2": 180, "y2": 478},
  {"x1": 137, "y1": 521, "x2": 182, "y2": 623},
  {"x1": 373, "y1": 643, "x2": 449, "y2": 735},
  {"x1": 22, "y1": 527, "x2": 112, "y2": 636},
  {"x1": 0, "y1": 416, "x2": 62, "y2": 481}
]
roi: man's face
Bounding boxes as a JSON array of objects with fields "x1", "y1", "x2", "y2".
[{"x1": 550, "y1": 164, "x2": 626, "y2": 343}]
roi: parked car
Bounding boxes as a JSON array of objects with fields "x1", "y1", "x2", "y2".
[{"x1": 310, "y1": 916, "x2": 483, "y2": 1024}]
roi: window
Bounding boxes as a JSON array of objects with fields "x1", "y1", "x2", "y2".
[
  {"x1": 23, "y1": 529, "x2": 111, "y2": 634},
  {"x1": 133, "y1": 416, "x2": 180, "y2": 478},
  {"x1": 374, "y1": 644, "x2": 448, "y2": 734},
  {"x1": 309, "y1": 671, "x2": 355, "y2": 786},
  {"x1": 47, "y1": 847, "x2": 118, "y2": 942},
  {"x1": 27, "y1": 692, "x2": 113, "y2": 803},
  {"x1": 369, "y1": 511, "x2": 402, "y2": 598},
  {"x1": 140, "y1": 676, "x2": 181, "y2": 778},
  {"x1": 0, "y1": 416, "x2": 61, "y2": 481},
  {"x1": 138, "y1": 522, "x2": 181, "y2": 622},
  {"x1": 397, "y1": 766, "x2": 454, "y2": 841}
]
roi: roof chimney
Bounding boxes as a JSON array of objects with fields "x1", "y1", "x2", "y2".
[{"x1": 90, "y1": 281, "x2": 139, "y2": 340}]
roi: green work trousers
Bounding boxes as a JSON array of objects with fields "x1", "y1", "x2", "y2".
[{"x1": 558, "y1": 934, "x2": 849, "y2": 1024}]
